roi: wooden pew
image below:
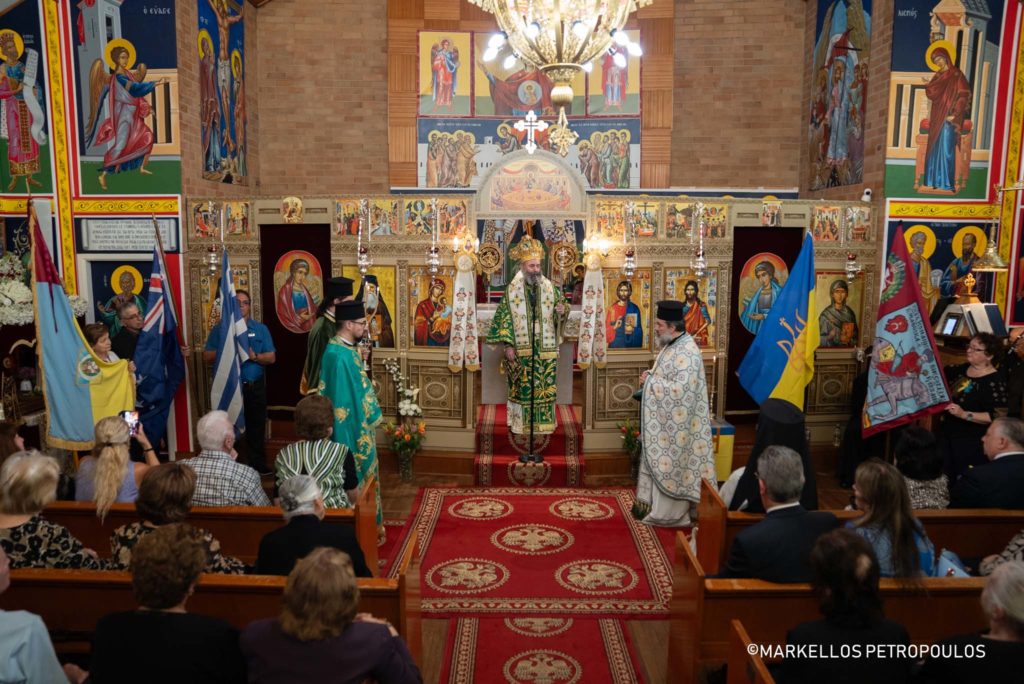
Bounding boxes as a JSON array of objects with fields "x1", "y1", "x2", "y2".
[
  {"x1": 696, "y1": 478, "x2": 1024, "y2": 574},
  {"x1": 727, "y1": 620, "x2": 776, "y2": 684},
  {"x1": 44, "y1": 476, "x2": 380, "y2": 573},
  {"x1": 669, "y1": 531, "x2": 986, "y2": 682},
  {"x1": 1, "y1": 530, "x2": 421, "y2": 664}
]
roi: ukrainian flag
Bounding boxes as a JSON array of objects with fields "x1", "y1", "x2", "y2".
[
  {"x1": 737, "y1": 233, "x2": 819, "y2": 409},
  {"x1": 31, "y1": 205, "x2": 135, "y2": 449}
]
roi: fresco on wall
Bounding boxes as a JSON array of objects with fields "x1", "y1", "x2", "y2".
[
  {"x1": 273, "y1": 250, "x2": 323, "y2": 334},
  {"x1": 846, "y1": 205, "x2": 871, "y2": 241},
  {"x1": 90, "y1": 260, "x2": 151, "y2": 332},
  {"x1": 410, "y1": 266, "x2": 455, "y2": 347},
  {"x1": 418, "y1": 117, "x2": 640, "y2": 189},
  {"x1": 885, "y1": 0, "x2": 1005, "y2": 199},
  {"x1": 808, "y1": 0, "x2": 871, "y2": 191},
  {"x1": 420, "y1": 31, "x2": 471, "y2": 117},
  {"x1": 811, "y1": 205, "x2": 842, "y2": 241},
  {"x1": 342, "y1": 266, "x2": 397, "y2": 348},
  {"x1": 738, "y1": 253, "x2": 790, "y2": 335},
  {"x1": 73, "y1": 0, "x2": 180, "y2": 194},
  {"x1": 0, "y1": 2, "x2": 51, "y2": 193},
  {"x1": 664, "y1": 202, "x2": 729, "y2": 239},
  {"x1": 603, "y1": 268, "x2": 652, "y2": 350},
  {"x1": 198, "y1": 0, "x2": 246, "y2": 184},
  {"x1": 587, "y1": 29, "x2": 641, "y2": 116},
  {"x1": 665, "y1": 268, "x2": 718, "y2": 348},
  {"x1": 815, "y1": 272, "x2": 863, "y2": 348},
  {"x1": 473, "y1": 35, "x2": 584, "y2": 116},
  {"x1": 886, "y1": 220, "x2": 991, "y2": 320}
]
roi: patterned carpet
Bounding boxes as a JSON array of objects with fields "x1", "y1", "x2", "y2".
[{"x1": 474, "y1": 405, "x2": 584, "y2": 487}]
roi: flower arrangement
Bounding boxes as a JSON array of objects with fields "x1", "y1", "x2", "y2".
[
  {"x1": 617, "y1": 417, "x2": 642, "y2": 480},
  {"x1": 0, "y1": 252, "x2": 88, "y2": 327},
  {"x1": 382, "y1": 358, "x2": 426, "y2": 481}
]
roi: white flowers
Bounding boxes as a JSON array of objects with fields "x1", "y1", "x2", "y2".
[
  {"x1": 386, "y1": 359, "x2": 423, "y2": 418},
  {"x1": 0, "y1": 277, "x2": 89, "y2": 327}
]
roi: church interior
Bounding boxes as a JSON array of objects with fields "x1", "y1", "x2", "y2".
[{"x1": 2, "y1": 0, "x2": 1024, "y2": 681}]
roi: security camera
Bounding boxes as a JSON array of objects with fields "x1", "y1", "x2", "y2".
[{"x1": 861, "y1": 188, "x2": 873, "y2": 202}]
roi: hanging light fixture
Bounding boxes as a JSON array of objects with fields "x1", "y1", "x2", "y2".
[
  {"x1": 692, "y1": 201, "x2": 706, "y2": 278},
  {"x1": 621, "y1": 201, "x2": 637, "y2": 278},
  {"x1": 471, "y1": 0, "x2": 651, "y2": 149},
  {"x1": 357, "y1": 198, "x2": 372, "y2": 275},
  {"x1": 427, "y1": 197, "x2": 442, "y2": 276},
  {"x1": 845, "y1": 252, "x2": 862, "y2": 283},
  {"x1": 974, "y1": 185, "x2": 1017, "y2": 273}
]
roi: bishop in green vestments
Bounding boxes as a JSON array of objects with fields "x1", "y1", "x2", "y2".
[
  {"x1": 486, "y1": 236, "x2": 568, "y2": 435},
  {"x1": 300, "y1": 276, "x2": 354, "y2": 395},
  {"x1": 319, "y1": 300, "x2": 384, "y2": 534}
]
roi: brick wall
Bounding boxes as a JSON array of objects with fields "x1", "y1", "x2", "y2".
[
  {"x1": 177, "y1": 0, "x2": 261, "y2": 198},
  {"x1": 252, "y1": 0, "x2": 390, "y2": 196},
  {"x1": 799, "y1": 0, "x2": 892, "y2": 207},
  {"x1": 670, "y1": 0, "x2": 805, "y2": 189}
]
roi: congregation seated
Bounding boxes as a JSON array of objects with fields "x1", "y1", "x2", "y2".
[
  {"x1": 0, "y1": 546, "x2": 77, "y2": 683},
  {"x1": 187, "y1": 410, "x2": 271, "y2": 507},
  {"x1": 82, "y1": 523, "x2": 247, "y2": 683},
  {"x1": 275, "y1": 395, "x2": 359, "y2": 508},
  {"x1": 716, "y1": 445, "x2": 838, "y2": 582},
  {"x1": 75, "y1": 415, "x2": 159, "y2": 519},
  {"x1": 109, "y1": 462, "x2": 246, "y2": 574},
  {"x1": 0, "y1": 452, "x2": 102, "y2": 569},
  {"x1": 848, "y1": 459, "x2": 936, "y2": 579},
  {"x1": 0, "y1": 420, "x2": 25, "y2": 469},
  {"x1": 241, "y1": 547, "x2": 421, "y2": 683},
  {"x1": 780, "y1": 529, "x2": 912, "y2": 683},
  {"x1": 728, "y1": 399, "x2": 818, "y2": 513},
  {"x1": 949, "y1": 417, "x2": 1024, "y2": 510},
  {"x1": 894, "y1": 427, "x2": 948, "y2": 509},
  {"x1": 916, "y1": 560, "x2": 1024, "y2": 682},
  {"x1": 256, "y1": 475, "x2": 371, "y2": 577}
]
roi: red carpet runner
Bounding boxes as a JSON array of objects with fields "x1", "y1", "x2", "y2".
[
  {"x1": 474, "y1": 404, "x2": 584, "y2": 487},
  {"x1": 438, "y1": 616, "x2": 644, "y2": 683}
]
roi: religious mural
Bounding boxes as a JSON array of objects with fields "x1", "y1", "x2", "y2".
[
  {"x1": 665, "y1": 268, "x2": 718, "y2": 348},
  {"x1": 603, "y1": 268, "x2": 652, "y2": 350},
  {"x1": 815, "y1": 272, "x2": 862, "y2": 348},
  {"x1": 73, "y1": 0, "x2": 180, "y2": 194},
  {"x1": 223, "y1": 201, "x2": 250, "y2": 236},
  {"x1": 761, "y1": 200, "x2": 783, "y2": 227},
  {"x1": 808, "y1": 0, "x2": 871, "y2": 191},
  {"x1": 198, "y1": 0, "x2": 247, "y2": 184},
  {"x1": 885, "y1": 0, "x2": 1005, "y2": 199},
  {"x1": 89, "y1": 261, "x2": 150, "y2": 332},
  {"x1": 273, "y1": 250, "x2": 323, "y2": 334},
  {"x1": 368, "y1": 199, "x2": 401, "y2": 237},
  {"x1": 419, "y1": 31, "x2": 470, "y2": 117},
  {"x1": 335, "y1": 199, "x2": 361, "y2": 236},
  {"x1": 0, "y1": 2, "x2": 51, "y2": 194},
  {"x1": 409, "y1": 266, "x2": 455, "y2": 347},
  {"x1": 342, "y1": 266, "x2": 397, "y2": 348},
  {"x1": 738, "y1": 252, "x2": 790, "y2": 335},
  {"x1": 472, "y1": 35, "x2": 584, "y2": 116},
  {"x1": 486, "y1": 158, "x2": 573, "y2": 212},
  {"x1": 587, "y1": 30, "x2": 641, "y2": 116},
  {"x1": 811, "y1": 205, "x2": 842, "y2": 241},
  {"x1": 664, "y1": 202, "x2": 729, "y2": 239},
  {"x1": 885, "y1": 220, "x2": 990, "y2": 321},
  {"x1": 190, "y1": 200, "x2": 219, "y2": 240},
  {"x1": 846, "y1": 205, "x2": 871, "y2": 241}
]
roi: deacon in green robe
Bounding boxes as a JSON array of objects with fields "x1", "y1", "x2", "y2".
[
  {"x1": 319, "y1": 301, "x2": 384, "y2": 533},
  {"x1": 300, "y1": 276, "x2": 354, "y2": 395},
  {"x1": 485, "y1": 236, "x2": 568, "y2": 435}
]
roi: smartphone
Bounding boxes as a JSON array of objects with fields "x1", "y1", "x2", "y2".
[{"x1": 119, "y1": 410, "x2": 139, "y2": 437}]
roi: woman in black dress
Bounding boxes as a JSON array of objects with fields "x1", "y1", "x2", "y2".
[{"x1": 938, "y1": 333, "x2": 1007, "y2": 482}]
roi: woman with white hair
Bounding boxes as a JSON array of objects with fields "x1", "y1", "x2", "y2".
[
  {"x1": 0, "y1": 452, "x2": 102, "y2": 569},
  {"x1": 75, "y1": 415, "x2": 159, "y2": 520},
  {"x1": 255, "y1": 475, "x2": 370, "y2": 577},
  {"x1": 917, "y1": 560, "x2": 1024, "y2": 681}
]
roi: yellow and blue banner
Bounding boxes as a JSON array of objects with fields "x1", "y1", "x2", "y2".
[
  {"x1": 737, "y1": 233, "x2": 819, "y2": 409},
  {"x1": 31, "y1": 203, "x2": 134, "y2": 449}
]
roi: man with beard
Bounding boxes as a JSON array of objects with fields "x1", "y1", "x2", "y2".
[
  {"x1": 606, "y1": 280, "x2": 643, "y2": 348},
  {"x1": 634, "y1": 300, "x2": 716, "y2": 526},
  {"x1": 681, "y1": 280, "x2": 712, "y2": 347},
  {"x1": 300, "y1": 276, "x2": 354, "y2": 395},
  {"x1": 486, "y1": 236, "x2": 568, "y2": 443},
  {"x1": 940, "y1": 232, "x2": 979, "y2": 300}
]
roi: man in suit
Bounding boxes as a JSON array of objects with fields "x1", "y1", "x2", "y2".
[
  {"x1": 716, "y1": 445, "x2": 839, "y2": 582},
  {"x1": 949, "y1": 417, "x2": 1024, "y2": 509}
]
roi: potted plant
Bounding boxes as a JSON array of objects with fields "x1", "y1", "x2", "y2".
[
  {"x1": 381, "y1": 358, "x2": 425, "y2": 482},
  {"x1": 618, "y1": 417, "x2": 642, "y2": 480}
]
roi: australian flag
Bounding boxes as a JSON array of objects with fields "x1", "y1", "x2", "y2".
[{"x1": 134, "y1": 247, "x2": 185, "y2": 449}]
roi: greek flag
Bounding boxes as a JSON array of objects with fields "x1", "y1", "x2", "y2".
[{"x1": 210, "y1": 249, "x2": 250, "y2": 432}]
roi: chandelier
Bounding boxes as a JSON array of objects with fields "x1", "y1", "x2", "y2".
[{"x1": 472, "y1": 0, "x2": 649, "y2": 133}]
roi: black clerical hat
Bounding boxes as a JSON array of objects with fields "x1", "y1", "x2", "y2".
[
  {"x1": 335, "y1": 301, "x2": 366, "y2": 321},
  {"x1": 354, "y1": 275, "x2": 379, "y2": 301},
  {"x1": 325, "y1": 276, "x2": 354, "y2": 301},
  {"x1": 655, "y1": 300, "x2": 684, "y2": 322}
]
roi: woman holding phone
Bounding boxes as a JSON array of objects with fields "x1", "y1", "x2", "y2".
[{"x1": 75, "y1": 415, "x2": 159, "y2": 520}]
